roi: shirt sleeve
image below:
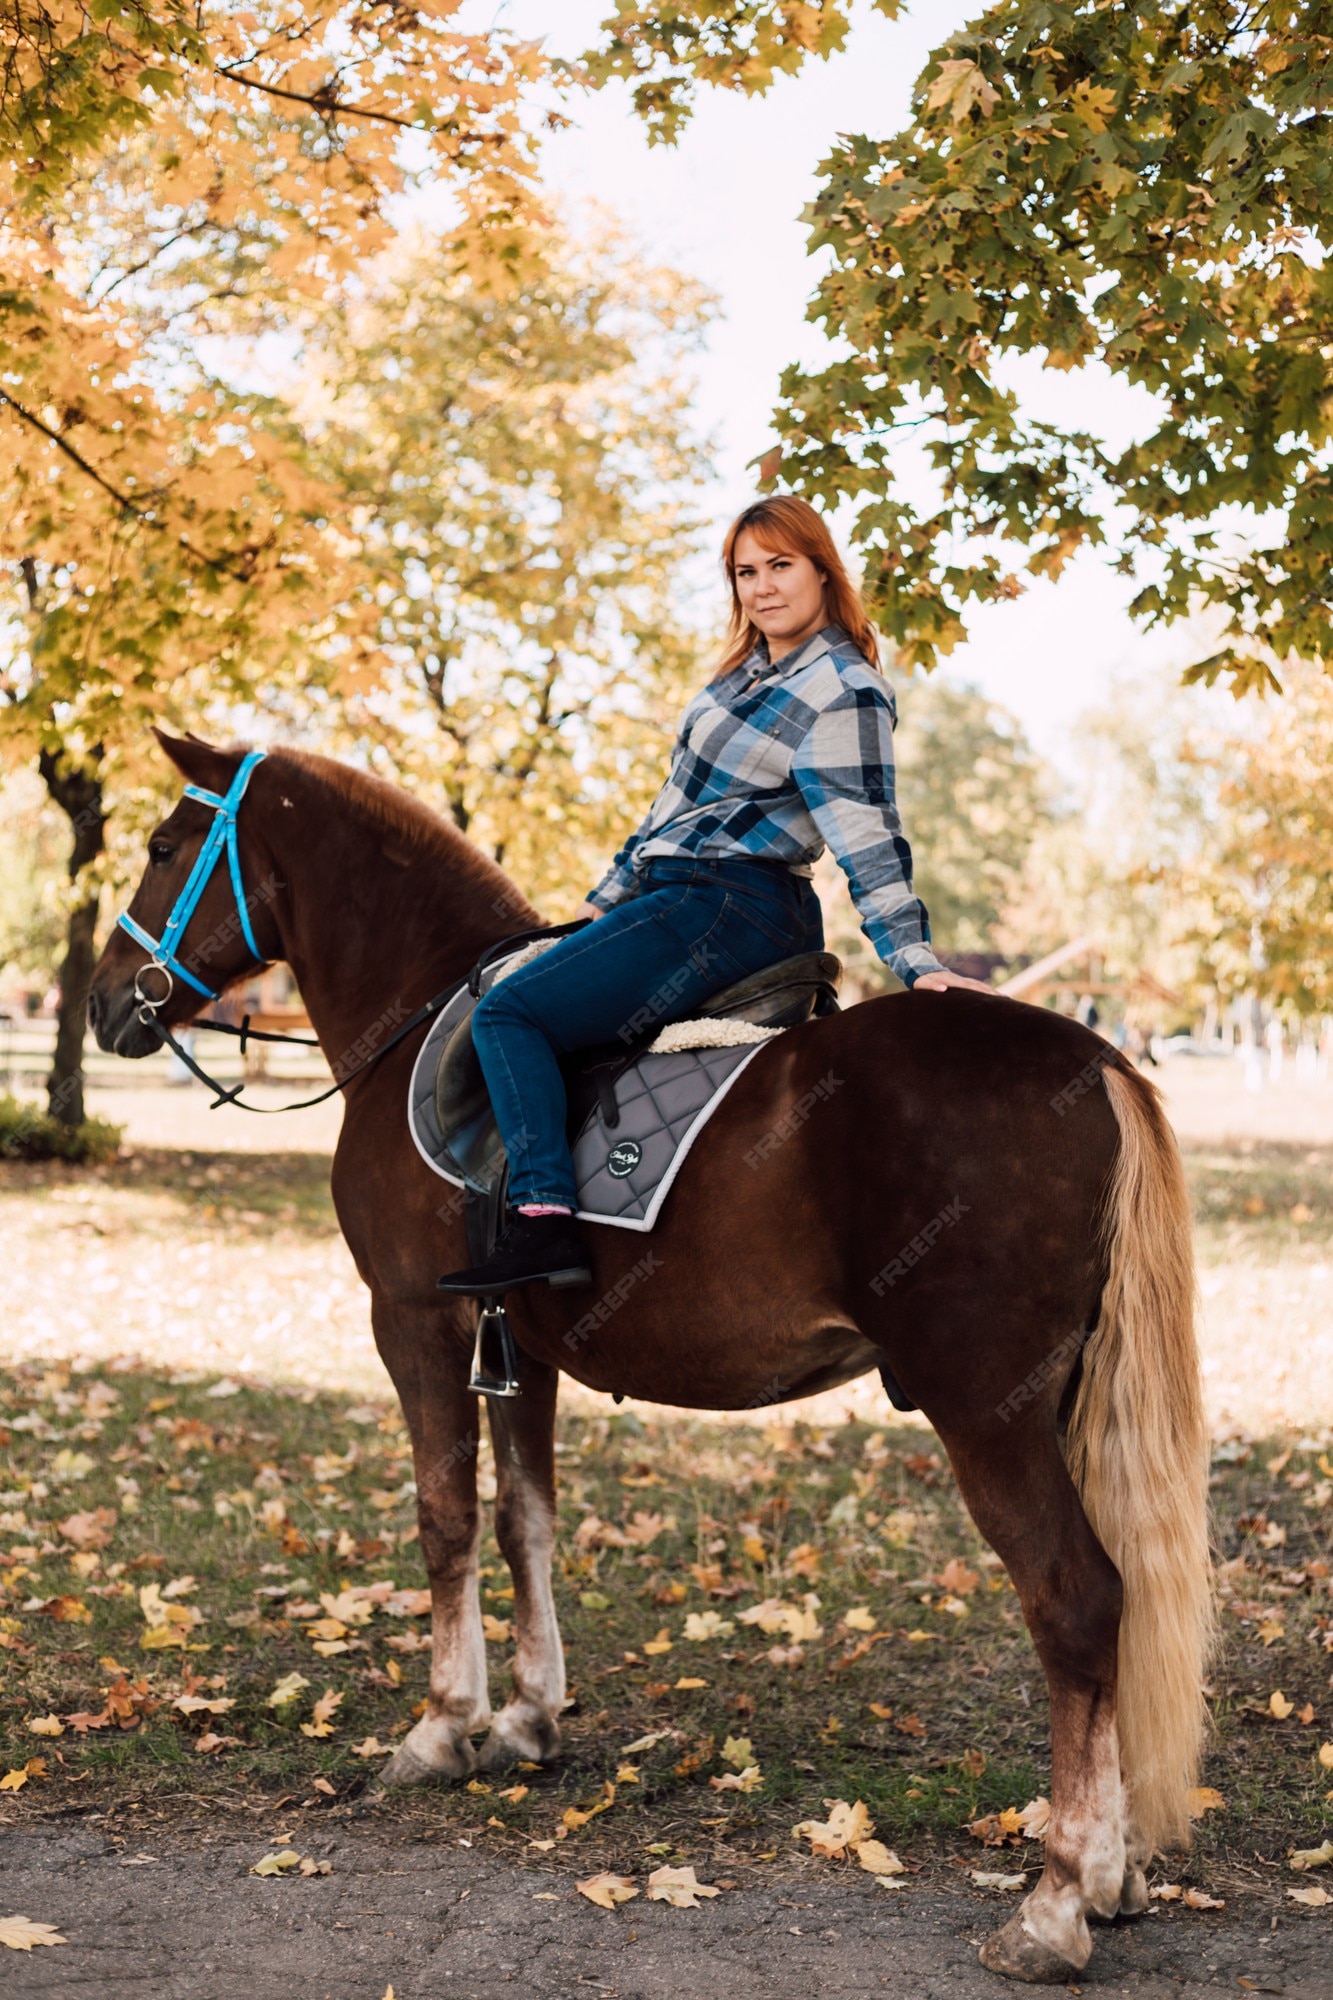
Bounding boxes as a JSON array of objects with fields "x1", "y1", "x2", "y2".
[
  {"x1": 585, "y1": 823, "x2": 646, "y2": 911},
  {"x1": 790, "y1": 679, "x2": 943, "y2": 987}
]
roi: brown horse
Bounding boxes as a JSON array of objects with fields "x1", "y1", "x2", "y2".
[{"x1": 88, "y1": 733, "x2": 1212, "y2": 1985}]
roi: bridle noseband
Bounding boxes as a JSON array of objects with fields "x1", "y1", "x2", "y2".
[{"x1": 118, "y1": 749, "x2": 270, "y2": 1010}]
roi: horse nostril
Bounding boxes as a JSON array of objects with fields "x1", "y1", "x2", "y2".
[{"x1": 87, "y1": 988, "x2": 101, "y2": 1032}]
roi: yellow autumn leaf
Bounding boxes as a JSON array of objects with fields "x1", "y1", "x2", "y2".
[
  {"x1": 925, "y1": 57, "x2": 1000, "y2": 123},
  {"x1": 1317, "y1": 1742, "x2": 1333, "y2": 1770},
  {"x1": 1288, "y1": 1883, "x2": 1332, "y2": 1907},
  {"x1": 0, "y1": 1771, "x2": 28, "y2": 1792},
  {"x1": 251, "y1": 1850, "x2": 302, "y2": 1876},
  {"x1": 267, "y1": 1673, "x2": 310, "y2": 1710},
  {"x1": 482, "y1": 1614, "x2": 511, "y2": 1643},
  {"x1": 645, "y1": 1865, "x2": 721, "y2": 1908},
  {"x1": 1187, "y1": 1787, "x2": 1226, "y2": 1818},
  {"x1": 971, "y1": 1869, "x2": 1027, "y2": 1890},
  {"x1": 350, "y1": 1737, "x2": 392, "y2": 1758},
  {"x1": 1290, "y1": 1839, "x2": 1333, "y2": 1872},
  {"x1": 792, "y1": 1798, "x2": 873, "y2": 1858},
  {"x1": 709, "y1": 1765, "x2": 763, "y2": 1793},
  {"x1": 576, "y1": 1873, "x2": 638, "y2": 1910},
  {"x1": 0, "y1": 1916, "x2": 67, "y2": 1951},
  {"x1": 674, "y1": 1676, "x2": 707, "y2": 1690},
  {"x1": 855, "y1": 1839, "x2": 903, "y2": 1876},
  {"x1": 1182, "y1": 1888, "x2": 1225, "y2": 1910},
  {"x1": 26, "y1": 1717, "x2": 63, "y2": 1738},
  {"x1": 1270, "y1": 1690, "x2": 1295, "y2": 1719},
  {"x1": 301, "y1": 1688, "x2": 344, "y2": 1738},
  {"x1": 842, "y1": 1607, "x2": 876, "y2": 1632},
  {"x1": 721, "y1": 1735, "x2": 753, "y2": 1769},
  {"x1": 642, "y1": 1628, "x2": 673, "y2": 1656}
]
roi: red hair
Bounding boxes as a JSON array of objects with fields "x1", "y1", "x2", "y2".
[{"x1": 715, "y1": 496, "x2": 880, "y2": 678}]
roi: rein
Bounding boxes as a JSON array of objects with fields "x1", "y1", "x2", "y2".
[{"x1": 118, "y1": 753, "x2": 570, "y2": 1113}]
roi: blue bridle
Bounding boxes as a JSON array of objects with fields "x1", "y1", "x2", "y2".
[{"x1": 118, "y1": 750, "x2": 269, "y2": 1006}]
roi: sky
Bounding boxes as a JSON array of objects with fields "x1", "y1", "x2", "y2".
[{"x1": 484, "y1": 0, "x2": 1212, "y2": 764}]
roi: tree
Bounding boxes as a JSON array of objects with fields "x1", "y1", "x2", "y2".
[
  {"x1": 304, "y1": 221, "x2": 714, "y2": 911},
  {"x1": 1189, "y1": 664, "x2": 1333, "y2": 1013},
  {"x1": 0, "y1": 2, "x2": 554, "y2": 1119},
  {"x1": 773, "y1": 1, "x2": 1333, "y2": 689}
]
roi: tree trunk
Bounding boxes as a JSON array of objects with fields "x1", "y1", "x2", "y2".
[{"x1": 37, "y1": 748, "x2": 106, "y2": 1128}]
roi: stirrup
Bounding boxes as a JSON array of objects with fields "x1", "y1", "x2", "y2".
[{"x1": 469, "y1": 1300, "x2": 521, "y2": 1399}]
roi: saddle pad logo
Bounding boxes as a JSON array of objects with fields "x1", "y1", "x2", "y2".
[{"x1": 606, "y1": 1139, "x2": 642, "y2": 1178}]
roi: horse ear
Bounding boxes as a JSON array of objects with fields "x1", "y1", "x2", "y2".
[{"x1": 153, "y1": 729, "x2": 246, "y2": 795}]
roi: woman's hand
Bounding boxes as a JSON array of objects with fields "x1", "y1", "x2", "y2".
[
  {"x1": 912, "y1": 968, "x2": 997, "y2": 996},
  {"x1": 572, "y1": 902, "x2": 605, "y2": 922}
]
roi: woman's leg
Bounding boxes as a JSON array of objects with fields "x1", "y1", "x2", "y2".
[{"x1": 470, "y1": 872, "x2": 811, "y2": 1209}]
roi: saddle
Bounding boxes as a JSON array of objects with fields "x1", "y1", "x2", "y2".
[{"x1": 434, "y1": 943, "x2": 843, "y2": 1198}]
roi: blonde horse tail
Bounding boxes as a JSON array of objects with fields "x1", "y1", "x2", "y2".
[{"x1": 1065, "y1": 1060, "x2": 1213, "y2": 1852}]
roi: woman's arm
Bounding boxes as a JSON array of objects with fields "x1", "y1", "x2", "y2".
[{"x1": 790, "y1": 681, "x2": 993, "y2": 996}]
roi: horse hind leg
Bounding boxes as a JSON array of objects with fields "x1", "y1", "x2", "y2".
[
  {"x1": 476, "y1": 1360, "x2": 566, "y2": 1771},
  {"x1": 937, "y1": 1418, "x2": 1126, "y2": 1982}
]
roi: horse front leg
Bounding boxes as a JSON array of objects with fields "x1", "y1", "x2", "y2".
[
  {"x1": 374, "y1": 1300, "x2": 491, "y2": 1786},
  {"x1": 477, "y1": 1356, "x2": 566, "y2": 1770}
]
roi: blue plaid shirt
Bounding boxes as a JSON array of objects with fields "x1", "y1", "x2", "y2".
[{"x1": 587, "y1": 625, "x2": 942, "y2": 986}]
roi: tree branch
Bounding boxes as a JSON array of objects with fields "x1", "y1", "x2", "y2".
[{"x1": 0, "y1": 388, "x2": 257, "y2": 584}]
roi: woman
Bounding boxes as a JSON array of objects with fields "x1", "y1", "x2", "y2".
[{"x1": 438, "y1": 495, "x2": 992, "y2": 1296}]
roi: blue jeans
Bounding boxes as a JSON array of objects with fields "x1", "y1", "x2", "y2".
[{"x1": 470, "y1": 858, "x2": 825, "y2": 1209}]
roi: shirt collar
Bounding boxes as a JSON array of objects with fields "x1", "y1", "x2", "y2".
[{"x1": 749, "y1": 624, "x2": 844, "y2": 680}]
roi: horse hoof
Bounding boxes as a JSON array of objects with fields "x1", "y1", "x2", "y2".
[
  {"x1": 1119, "y1": 1867, "x2": 1149, "y2": 1917},
  {"x1": 979, "y1": 1915, "x2": 1081, "y2": 1985},
  {"x1": 377, "y1": 1734, "x2": 476, "y2": 1789},
  {"x1": 476, "y1": 1713, "x2": 561, "y2": 1772}
]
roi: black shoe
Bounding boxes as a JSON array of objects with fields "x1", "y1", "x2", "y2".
[{"x1": 437, "y1": 1209, "x2": 593, "y2": 1297}]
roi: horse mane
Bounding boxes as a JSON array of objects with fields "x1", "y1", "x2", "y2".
[{"x1": 275, "y1": 749, "x2": 533, "y2": 912}]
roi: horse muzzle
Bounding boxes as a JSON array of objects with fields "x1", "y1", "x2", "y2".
[{"x1": 87, "y1": 978, "x2": 163, "y2": 1060}]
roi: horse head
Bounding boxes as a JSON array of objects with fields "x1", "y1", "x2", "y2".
[{"x1": 88, "y1": 730, "x2": 282, "y2": 1058}]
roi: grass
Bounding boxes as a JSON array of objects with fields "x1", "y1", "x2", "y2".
[
  {"x1": 0, "y1": 1361, "x2": 1329, "y2": 1893},
  {"x1": 0, "y1": 1093, "x2": 122, "y2": 1164}
]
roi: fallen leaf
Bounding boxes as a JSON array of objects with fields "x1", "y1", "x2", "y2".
[
  {"x1": 576, "y1": 1873, "x2": 638, "y2": 1910},
  {"x1": 856, "y1": 1840, "x2": 903, "y2": 1876},
  {"x1": 300, "y1": 1688, "x2": 344, "y2": 1739},
  {"x1": 709, "y1": 1766, "x2": 763, "y2": 1794},
  {"x1": 842, "y1": 1607, "x2": 876, "y2": 1632},
  {"x1": 194, "y1": 1732, "x2": 240, "y2": 1755},
  {"x1": 792, "y1": 1798, "x2": 873, "y2": 1858},
  {"x1": 674, "y1": 1677, "x2": 707, "y2": 1690},
  {"x1": 1151, "y1": 1883, "x2": 1182, "y2": 1901},
  {"x1": 894, "y1": 1713, "x2": 926, "y2": 1739},
  {"x1": 1270, "y1": 1690, "x2": 1294, "y2": 1720},
  {"x1": 1319, "y1": 1742, "x2": 1333, "y2": 1771},
  {"x1": 298, "y1": 1857, "x2": 332, "y2": 1877},
  {"x1": 622, "y1": 1729, "x2": 675, "y2": 1755},
  {"x1": 482, "y1": 1614, "x2": 511, "y2": 1644},
  {"x1": 1182, "y1": 1888, "x2": 1225, "y2": 1910},
  {"x1": 868, "y1": 1702, "x2": 893, "y2": 1721},
  {"x1": 1018, "y1": 1797, "x2": 1051, "y2": 1840},
  {"x1": 26, "y1": 1717, "x2": 63, "y2": 1738},
  {"x1": 1297, "y1": 1703, "x2": 1316, "y2": 1726},
  {"x1": 0, "y1": 1917, "x2": 67, "y2": 1951},
  {"x1": 350, "y1": 1737, "x2": 392, "y2": 1759},
  {"x1": 267, "y1": 1672, "x2": 310, "y2": 1710},
  {"x1": 1187, "y1": 1787, "x2": 1226, "y2": 1818},
  {"x1": 1290, "y1": 1839, "x2": 1333, "y2": 1872},
  {"x1": 173, "y1": 1694, "x2": 235, "y2": 1718},
  {"x1": 937, "y1": 1557, "x2": 980, "y2": 1595},
  {"x1": 721, "y1": 1735, "x2": 753, "y2": 1769},
  {"x1": 646, "y1": 1864, "x2": 721, "y2": 1908},
  {"x1": 683, "y1": 1611, "x2": 734, "y2": 1642},
  {"x1": 57, "y1": 1507, "x2": 117, "y2": 1551},
  {"x1": 251, "y1": 1850, "x2": 302, "y2": 1877},
  {"x1": 1288, "y1": 1883, "x2": 1332, "y2": 1907},
  {"x1": 971, "y1": 1870, "x2": 1027, "y2": 1890}
]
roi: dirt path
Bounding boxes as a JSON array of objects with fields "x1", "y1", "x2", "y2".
[{"x1": 0, "y1": 1823, "x2": 1326, "y2": 2000}]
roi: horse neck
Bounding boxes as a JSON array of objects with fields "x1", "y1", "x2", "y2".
[{"x1": 256, "y1": 757, "x2": 539, "y2": 1063}]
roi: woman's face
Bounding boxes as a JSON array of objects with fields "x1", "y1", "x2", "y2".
[{"x1": 732, "y1": 530, "x2": 827, "y2": 653}]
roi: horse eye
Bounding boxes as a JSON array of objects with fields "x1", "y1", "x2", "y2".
[{"x1": 149, "y1": 840, "x2": 175, "y2": 867}]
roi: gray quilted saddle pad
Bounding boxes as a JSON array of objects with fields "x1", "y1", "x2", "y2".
[{"x1": 407, "y1": 996, "x2": 771, "y2": 1233}]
